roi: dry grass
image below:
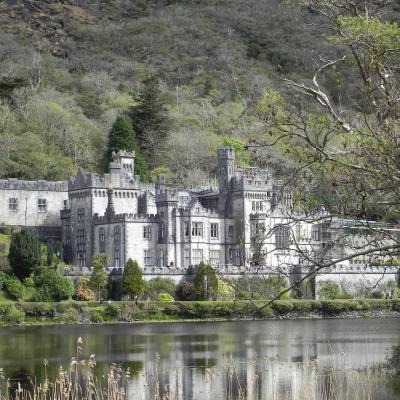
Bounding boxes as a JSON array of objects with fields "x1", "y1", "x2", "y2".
[{"x1": 0, "y1": 339, "x2": 395, "y2": 400}]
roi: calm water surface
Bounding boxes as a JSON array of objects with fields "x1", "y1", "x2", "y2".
[{"x1": 0, "y1": 318, "x2": 399, "y2": 399}]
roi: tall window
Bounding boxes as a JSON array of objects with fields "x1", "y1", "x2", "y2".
[
  {"x1": 38, "y1": 198, "x2": 47, "y2": 213},
  {"x1": 159, "y1": 250, "x2": 165, "y2": 267},
  {"x1": 228, "y1": 225, "x2": 234, "y2": 238},
  {"x1": 311, "y1": 225, "x2": 321, "y2": 241},
  {"x1": 114, "y1": 248, "x2": 120, "y2": 268},
  {"x1": 76, "y1": 229, "x2": 86, "y2": 244},
  {"x1": 275, "y1": 225, "x2": 291, "y2": 249},
  {"x1": 77, "y1": 208, "x2": 85, "y2": 221},
  {"x1": 143, "y1": 226, "x2": 152, "y2": 239},
  {"x1": 144, "y1": 249, "x2": 152, "y2": 266},
  {"x1": 159, "y1": 223, "x2": 165, "y2": 240},
  {"x1": 192, "y1": 222, "x2": 203, "y2": 237},
  {"x1": 78, "y1": 251, "x2": 86, "y2": 268},
  {"x1": 184, "y1": 222, "x2": 190, "y2": 237},
  {"x1": 99, "y1": 228, "x2": 105, "y2": 243},
  {"x1": 114, "y1": 225, "x2": 121, "y2": 242},
  {"x1": 210, "y1": 250, "x2": 220, "y2": 266},
  {"x1": 192, "y1": 249, "x2": 203, "y2": 265},
  {"x1": 8, "y1": 198, "x2": 18, "y2": 212},
  {"x1": 66, "y1": 220, "x2": 71, "y2": 232},
  {"x1": 184, "y1": 249, "x2": 191, "y2": 267},
  {"x1": 210, "y1": 223, "x2": 219, "y2": 239}
]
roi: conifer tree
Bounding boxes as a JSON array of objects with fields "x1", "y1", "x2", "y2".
[
  {"x1": 8, "y1": 229, "x2": 41, "y2": 280},
  {"x1": 130, "y1": 76, "x2": 171, "y2": 167},
  {"x1": 103, "y1": 115, "x2": 148, "y2": 181},
  {"x1": 122, "y1": 258, "x2": 145, "y2": 304}
]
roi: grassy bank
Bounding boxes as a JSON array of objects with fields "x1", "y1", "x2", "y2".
[{"x1": 0, "y1": 299, "x2": 400, "y2": 326}]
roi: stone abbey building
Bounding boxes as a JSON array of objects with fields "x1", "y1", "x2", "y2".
[
  {"x1": 0, "y1": 148, "x2": 309, "y2": 275},
  {"x1": 1, "y1": 148, "x2": 398, "y2": 292}
]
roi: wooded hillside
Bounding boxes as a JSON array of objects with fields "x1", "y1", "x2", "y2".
[{"x1": 1, "y1": 0, "x2": 399, "y2": 184}]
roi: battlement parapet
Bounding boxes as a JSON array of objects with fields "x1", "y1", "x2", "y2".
[
  {"x1": 155, "y1": 189, "x2": 179, "y2": 203},
  {"x1": 94, "y1": 212, "x2": 159, "y2": 224},
  {"x1": 217, "y1": 147, "x2": 235, "y2": 160},
  {"x1": 0, "y1": 179, "x2": 68, "y2": 192},
  {"x1": 178, "y1": 207, "x2": 221, "y2": 218},
  {"x1": 112, "y1": 150, "x2": 134, "y2": 159}
]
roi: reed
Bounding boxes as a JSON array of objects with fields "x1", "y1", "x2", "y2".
[{"x1": 0, "y1": 339, "x2": 396, "y2": 400}]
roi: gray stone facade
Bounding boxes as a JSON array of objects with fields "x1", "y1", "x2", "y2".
[{"x1": 1, "y1": 148, "x2": 398, "y2": 293}]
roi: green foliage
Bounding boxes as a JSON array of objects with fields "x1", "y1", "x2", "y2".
[
  {"x1": 103, "y1": 115, "x2": 148, "y2": 181},
  {"x1": 388, "y1": 345, "x2": 400, "y2": 375},
  {"x1": 122, "y1": 259, "x2": 145, "y2": 301},
  {"x1": 75, "y1": 276, "x2": 95, "y2": 301},
  {"x1": 0, "y1": 271, "x2": 7, "y2": 290},
  {"x1": 319, "y1": 281, "x2": 341, "y2": 300},
  {"x1": 90, "y1": 254, "x2": 109, "y2": 301},
  {"x1": 8, "y1": 229, "x2": 41, "y2": 280},
  {"x1": 234, "y1": 276, "x2": 288, "y2": 300},
  {"x1": 4, "y1": 305, "x2": 24, "y2": 324},
  {"x1": 176, "y1": 281, "x2": 193, "y2": 300},
  {"x1": 4, "y1": 275, "x2": 24, "y2": 300},
  {"x1": 130, "y1": 76, "x2": 171, "y2": 167},
  {"x1": 32, "y1": 268, "x2": 74, "y2": 302},
  {"x1": 143, "y1": 277, "x2": 176, "y2": 300},
  {"x1": 192, "y1": 263, "x2": 218, "y2": 300},
  {"x1": 157, "y1": 293, "x2": 175, "y2": 302}
]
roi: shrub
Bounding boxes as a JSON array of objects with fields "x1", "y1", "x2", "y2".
[
  {"x1": 89, "y1": 308, "x2": 104, "y2": 323},
  {"x1": 371, "y1": 290, "x2": 384, "y2": 299},
  {"x1": 0, "y1": 271, "x2": 8, "y2": 290},
  {"x1": 176, "y1": 281, "x2": 193, "y2": 300},
  {"x1": 317, "y1": 300, "x2": 359, "y2": 315},
  {"x1": 157, "y1": 293, "x2": 175, "y2": 302},
  {"x1": 33, "y1": 268, "x2": 74, "y2": 302},
  {"x1": 8, "y1": 229, "x2": 41, "y2": 279},
  {"x1": 4, "y1": 275, "x2": 24, "y2": 300},
  {"x1": 271, "y1": 301, "x2": 294, "y2": 314},
  {"x1": 319, "y1": 281, "x2": 341, "y2": 300},
  {"x1": 4, "y1": 305, "x2": 24, "y2": 324},
  {"x1": 75, "y1": 277, "x2": 95, "y2": 301},
  {"x1": 291, "y1": 300, "x2": 315, "y2": 314},
  {"x1": 144, "y1": 278, "x2": 177, "y2": 300},
  {"x1": 21, "y1": 302, "x2": 55, "y2": 317}
]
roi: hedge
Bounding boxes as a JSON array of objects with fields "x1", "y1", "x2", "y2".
[{"x1": 0, "y1": 299, "x2": 399, "y2": 325}]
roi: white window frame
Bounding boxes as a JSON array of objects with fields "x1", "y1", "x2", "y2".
[
  {"x1": 192, "y1": 249, "x2": 203, "y2": 265},
  {"x1": 192, "y1": 222, "x2": 203, "y2": 237},
  {"x1": 144, "y1": 249, "x2": 152, "y2": 266},
  {"x1": 210, "y1": 223, "x2": 219, "y2": 239},
  {"x1": 143, "y1": 225, "x2": 152, "y2": 240},
  {"x1": 210, "y1": 250, "x2": 220, "y2": 266},
  {"x1": 8, "y1": 198, "x2": 18, "y2": 212},
  {"x1": 38, "y1": 198, "x2": 47, "y2": 213}
]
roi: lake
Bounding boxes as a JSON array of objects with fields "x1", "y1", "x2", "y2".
[{"x1": 0, "y1": 318, "x2": 399, "y2": 399}]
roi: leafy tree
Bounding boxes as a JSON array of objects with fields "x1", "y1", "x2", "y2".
[
  {"x1": 75, "y1": 276, "x2": 95, "y2": 301},
  {"x1": 122, "y1": 259, "x2": 145, "y2": 303},
  {"x1": 143, "y1": 277, "x2": 176, "y2": 300},
  {"x1": 192, "y1": 262, "x2": 218, "y2": 300},
  {"x1": 103, "y1": 115, "x2": 148, "y2": 181},
  {"x1": 33, "y1": 268, "x2": 75, "y2": 302},
  {"x1": 90, "y1": 253, "x2": 109, "y2": 301},
  {"x1": 130, "y1": 76, "x2": 171, "y2": 167},
  {"x1": 8, "y1": 229, "x2": 41, "y2": 280},
  {"x1": 4, "y1": 275, "x2": 24, "y2": 300}
]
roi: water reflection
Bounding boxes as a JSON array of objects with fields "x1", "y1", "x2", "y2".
[{"x1": 0, "y1": 318, "x2": 399, "y2": 399}]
